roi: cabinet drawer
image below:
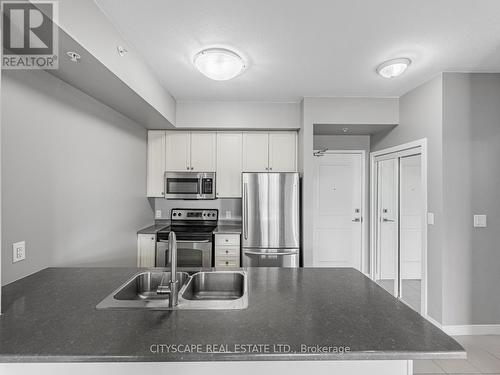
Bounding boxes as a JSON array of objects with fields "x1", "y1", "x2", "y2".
[
  {"x1": 215, "y1": 246, "x2": 240, "y2": 257},
  {"x1": 215, "y1": 256, "x2": 240, "y2": 268},
  {"x1": 215, "y1": 234, "x2": 240, "y2": 246}
]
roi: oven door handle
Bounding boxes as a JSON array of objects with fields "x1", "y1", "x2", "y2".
[{"x1": 158, "y1": 240, "x2": 210, "y2": 243}]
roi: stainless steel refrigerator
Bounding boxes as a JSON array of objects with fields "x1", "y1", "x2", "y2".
[{"x1": 242, "y1": 172, "x2": 300, "y2": 267}]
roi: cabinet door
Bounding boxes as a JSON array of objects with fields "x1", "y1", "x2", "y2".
[
  {"x1": 146, "y1": 131, "x2": 166, "y2": 197},
  {"x1": 242, "y1": 132, "x2": 269, "y2": 172},
  {"x1": 137, "y1": 234, "x2": 156, "y2": 268},
  {"x1": 216, "y1": 132, "x2": 243, "y2": 197},
  {"x1": 190, "y1": 132, "x2": 216, "y2": 171},
  {"x1": 269, "y1": 131, "x2": 297, "y2": 172},
  {"x1": 165, "y1": 132, "x2": 190, "y2": 172}
]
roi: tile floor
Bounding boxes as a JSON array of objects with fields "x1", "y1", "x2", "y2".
[{"x1": 414, "y1": 335, "x2": 500, "y2": 374}]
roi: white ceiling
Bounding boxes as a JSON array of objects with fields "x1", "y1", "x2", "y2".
[{"x1": 96, "y1": 0, "x2": 500, "y2": 101}]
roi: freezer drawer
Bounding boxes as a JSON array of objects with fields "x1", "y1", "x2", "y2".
[{"x1": 242, "y1": 248, "x2": 299, "y2": 268}]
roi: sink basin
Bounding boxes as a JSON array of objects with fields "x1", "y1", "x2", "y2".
[
  {"x1": 96, "y1": 271, "x2": 189, "y2": 309},
  {"x1": 182, "y1": 271, "x2": 245, "y2": 301},
  {"x1": 114, "y1": 271, "x2": 190, "y2": 301},
  {"x1": 97, "y1": 270, "x2": 248, "y2": 310}
]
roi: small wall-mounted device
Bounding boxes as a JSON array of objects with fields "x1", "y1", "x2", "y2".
[
  {"x1": 473, "y1": 214, "x2": 487, "y2": 228},
  {"x1": 13, "y1": 241, "x2": 26, "y2": 263},
  {"x1": 66, "y1": 51, "x2": 81, "y2": 62},
  {"x1": 117, "y1": 46, "x2": 128, "y2": 57}
]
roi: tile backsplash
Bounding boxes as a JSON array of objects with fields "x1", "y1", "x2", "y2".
[{"x1": 154, "y1": 198, "x2": 242, "y2": 221}]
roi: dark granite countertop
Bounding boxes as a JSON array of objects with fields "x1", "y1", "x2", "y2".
[{"x1": 0, "y1": 267, "x2": 465, "y2": 363}]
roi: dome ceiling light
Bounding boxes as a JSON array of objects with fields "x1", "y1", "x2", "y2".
[
  {"x1": 193, "y1": 48, "x2": 246, "y2": 81},
  {"x1": 376, "y1": 58, "x2": 411, "y2": 78}
]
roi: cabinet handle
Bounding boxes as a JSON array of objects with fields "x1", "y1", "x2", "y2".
[
  {"x1": 265, "y1": 167, "x2": 269, "y2": 171},
  {"x1": 225, "y1": 250, "x2": 229, "y2": 253},
  {"x1": 269, "y1": 167, "x2": 273, "y2": 171},
  {"x1": 186, "y1": 166, "x2": 189, "y2": 170},
  {"x1": 191, "y1": 167, "x2": 194, "y2": 170}
]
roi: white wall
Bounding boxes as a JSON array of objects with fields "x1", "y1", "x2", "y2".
[
  {"x1": 176, "y1": 101, "x2": 301, "y2": 129},
  {"x1": 371, "y1": 75, "x2": 444, "y2": 323},
  {"x1": 55, "y1": 0, "x2": 176, "y2": 126},
  {"x1": 1, "y1": 70, "x2": 153, "y2": 285}
]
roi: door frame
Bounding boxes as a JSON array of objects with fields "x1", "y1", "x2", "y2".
[
  {"x1": 369, "y1": 138, "x2": 428, "y2": 316},
  {"x1": 312, "y1": 150, "x2": 367, "y2": 273}
]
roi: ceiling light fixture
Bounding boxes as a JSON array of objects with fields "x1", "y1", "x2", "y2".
[
  {"x1": 376, "y1": 58, "x2": 411, "y2": 78},
  {"x1": 193, "y1": 48, "x2": 246, "y2": 81}
]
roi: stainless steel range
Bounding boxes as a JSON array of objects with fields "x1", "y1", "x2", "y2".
[{"x1": 156, "y1": 209, "x2": 218, "y2": 268}]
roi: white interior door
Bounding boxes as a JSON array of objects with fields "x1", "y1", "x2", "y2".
[
  {"x1": 372, "y1": 147, "x2": 425, "y2": 313},
  {"x1": 313, "y1": 152, "x2": 363, "y2": 270},
  {"x1": 400, "y1": 154, "x2": 423, "y2": 311},
  {"x1": 375, "y1": 159, "x2": 399, "y2": 296}
]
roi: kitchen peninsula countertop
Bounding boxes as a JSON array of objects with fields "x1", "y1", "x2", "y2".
[{"x1": 0, "y1": 267, "x2": 464, "y2": 362}]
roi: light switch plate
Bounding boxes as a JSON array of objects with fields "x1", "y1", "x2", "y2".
[
  {"x1": 13, "y1": 241, "x2": 26, "y2": 263},
  {"x1": 474, "y1": 214, "x2": 487, "y2": 228},
  {"x1": 427, "y1": 212, "x2": 435, "y2": 225},
  {"x1": 155, "y1": 210, "x2": 162, "y2": 219},
  {"x1": 225, "y1": 211, "x2": 232, "y2": 219}
]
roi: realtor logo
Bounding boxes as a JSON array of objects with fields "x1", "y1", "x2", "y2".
[{"x1": 1, "y1": 1, "x2": 58, "y2": 69}]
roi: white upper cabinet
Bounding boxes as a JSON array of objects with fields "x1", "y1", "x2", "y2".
[
  {"x1": 190, "y1": 132, "x2": 216, "y2": 171},
  {"x1": 165, "y1": 132, "x2": 190, "y2": 171},
  {"x1": 269, "y1": 131, "x2": 297, "y2": 172},
  {"x1": 147, "y1": 131, "x2": 166, "y2": 197},
  {"x1": 148, "y1": 130, "x2": 297, "y2": 198},
  {"x1": 242, "y1": 132, "x2": 269, "y2": 172},
  {"x1": 217, "y1": 132, "x2": 243, "y2": 198}
]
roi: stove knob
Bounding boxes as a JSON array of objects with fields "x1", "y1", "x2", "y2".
[
  {"x1": 178, "y1": 213, "x2": 182, "y2": 217},
  {"x1": 173, "y1": 213, "x2": 177, "y2": 217}
]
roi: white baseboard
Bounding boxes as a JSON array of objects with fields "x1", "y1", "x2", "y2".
[
  {"x1": 424, "y1": 314, "x2": 442, "y2": 329},
  {"x1": 442, "y1": 324, "x2": 500, "y2": 336}
]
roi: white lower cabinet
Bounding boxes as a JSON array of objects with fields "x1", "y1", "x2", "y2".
[
  {"x1": 216, "y1": 132, "x2": 243, "y2": 198},
  {"x1": 214, "y1": 234, "x2": 241, "y2": 268},
  {"x1": 137, "y1": 234, "x2": 156, "y2": 268}
]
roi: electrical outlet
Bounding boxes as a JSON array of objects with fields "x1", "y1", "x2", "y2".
[
  {"x1": 427, "y1": 213, "x2": 435, "y2": 225},
  {"x1": 474, "y1": 214, "x2": 487, "y2": 228},
  {"x1": 155, "y1": 210, "x2": 162, "y2": 219},
  {"x1": 225, "y1": 211, "x2": 232, "y2": 219},
  {"x1": 13, "y1": 241, "x2": 26, "y2": 263}
]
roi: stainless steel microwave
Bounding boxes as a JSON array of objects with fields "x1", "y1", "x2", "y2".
[{"x1": 164, "y1": 172, "x2": 216, "y2": 200}]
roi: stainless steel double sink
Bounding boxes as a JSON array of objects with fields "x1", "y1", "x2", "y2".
[{"x1": 96, "y1": 270, "x2": 248, "y2": 310}]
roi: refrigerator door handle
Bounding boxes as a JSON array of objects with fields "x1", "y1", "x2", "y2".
[
  {"x1": 244, "y1": 250, "x2": 298, "y2": 256},
  {"x1": 243, "y1": 182, "x2": 248, "y2": 240}
]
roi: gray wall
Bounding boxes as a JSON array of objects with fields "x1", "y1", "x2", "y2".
[
  {"x1": 442, "y1": 73, "x2": 500, "y2": 325},
  {"x1": 371, "y1": 75, "x2": 444, "y2": 322},
  {"x1": 154, "y1": 198, "x2": 242, "y2": 222},
  {"x1": 1, "y1": 70, "x2": 153, "y2": 285}
]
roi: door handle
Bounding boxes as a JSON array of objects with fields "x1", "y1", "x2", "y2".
[
  {"x1": 243, "y1": 183, "x2": 248, "y2": 240},
  {"x1": 244, "y1": 251, "x2": 297, "y2": 256},
  {"x1": 382, "y1": 218, "x2": 395, "y2": 222},
  {"x1": 352, "y1": 218, "x2": 362, "y2": 222}
]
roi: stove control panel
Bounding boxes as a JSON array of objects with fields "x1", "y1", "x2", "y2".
[{"x1": 171, "y1": 209, "x2": 218, "y2": 221}]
